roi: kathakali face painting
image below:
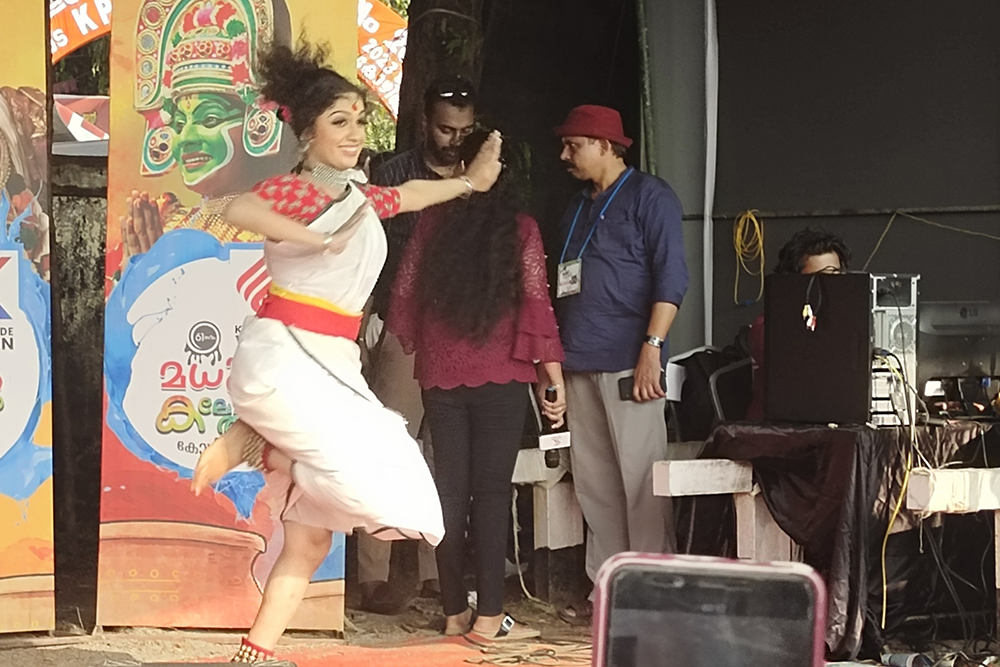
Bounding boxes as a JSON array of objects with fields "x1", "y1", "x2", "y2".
[
  {"x1": 134, "y1": 0, "x2": 282, "y2": 191},
  {"x1": 167, "y1": 92, "x2": 245, "y2": 187}
]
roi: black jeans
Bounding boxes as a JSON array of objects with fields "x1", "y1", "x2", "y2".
[{"x1": 423, "y1": 381, "x2": 528, "y2": 617}]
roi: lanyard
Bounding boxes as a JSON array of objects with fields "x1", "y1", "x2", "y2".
[{"x1": 559, "y1": 167, "x2": 635, "y2": 264}]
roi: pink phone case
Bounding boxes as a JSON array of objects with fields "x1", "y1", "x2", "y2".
[{"x1": 590, "y1": 553, "x2": 828, "y2": 667}]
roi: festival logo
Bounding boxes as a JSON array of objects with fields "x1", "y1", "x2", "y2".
[
  {"x1": 106, "y1": 229, "x2": 263, "y2": 514},
  {"x1": 102, "y1": 228, "x2": 344, "y2": 628}
]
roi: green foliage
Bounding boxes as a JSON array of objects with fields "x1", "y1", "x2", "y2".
[
  {"x1": 438, "y1": 18, "x2": 479, "y2": 65},
  {"x1": 362, "y1": 0, "x2": 409, "y2": 153},
  {"x1": 53, "y1": 35, "x2": 111, "y2": 95},
  {"x1": 383, "y1": 0, "x2": 409, "y2": 18},
  {"x1": 366, "y1": 102, "x2": 398, "y2": 154}
]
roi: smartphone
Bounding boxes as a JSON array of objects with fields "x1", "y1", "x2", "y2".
[
  {"x1": 617, "y1": 371, "x2": 667, "y2": 401},
  {"x1": 592, "y1": 553, "x2": 827, "y2": 667}
]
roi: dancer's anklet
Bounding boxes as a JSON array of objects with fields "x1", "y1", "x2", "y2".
[
  {"x1": 232, "y1": 636, "x2": 275, "y2": 662},
  {"x1": 241, "y1": 429, "x2": 273, "y2": 472}
]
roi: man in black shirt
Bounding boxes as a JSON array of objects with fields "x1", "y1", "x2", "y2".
[{"x1": 358, "y1": 76, "x2": 477, "y2": 614}]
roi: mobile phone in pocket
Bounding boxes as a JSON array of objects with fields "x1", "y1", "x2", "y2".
[{"x1": 592, "y1": 553, "x2": 827, "y2": 667}]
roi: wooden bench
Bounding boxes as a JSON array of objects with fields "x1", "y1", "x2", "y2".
[
  {"x1": 653, "y1": 458, "x2": 798, "y2": 561},
  {"x1": 511, "y1": 448, "x2": 583, "y2": 603},
  {"x1": 906, "y1": 467, "x2": 1000, "y2": 638}
]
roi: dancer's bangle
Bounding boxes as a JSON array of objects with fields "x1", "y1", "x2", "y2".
[
  {"x1": 241, "y1": 430, "x2": 271, "y2": 472},
  {"x1": 322, "y1": 232, "x2": 336, "y2": 253}
]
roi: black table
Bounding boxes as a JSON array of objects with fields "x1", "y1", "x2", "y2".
[{"x1": 703, "y1": 420, "x2": 988, "y2": 659}]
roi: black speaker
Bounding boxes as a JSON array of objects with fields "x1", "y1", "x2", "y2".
[{"x1": 764, "y1": 273, "x2": 873, "y2": 424}]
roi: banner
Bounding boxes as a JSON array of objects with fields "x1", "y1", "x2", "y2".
[
  {"x1": 0, "y1": 2, "x2": 55, "y2": 634},
  {"x1": 51, "y1": 0, "x2": 114, "y2": 63},
  {"x1": 357, "y1": 0, "x2": 406, "y2": 119},
  {"x1": 50, "y1": 0, "x2": 408, "y2": 118},
  {"x1": 54, "y1": 95, "x2": 111, "y2": 142},
  {"x1": 98, "y1": 0, "x2": 356, "y2": 629}
]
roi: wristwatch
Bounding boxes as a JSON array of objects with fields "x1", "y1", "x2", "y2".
[{"x1": 644, "y1": 335, "x2": 664, "y2": 349}]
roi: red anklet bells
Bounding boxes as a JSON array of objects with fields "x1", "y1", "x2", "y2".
[{"x1": 232, "y1": 636, "x2": 275, "y2": 662}]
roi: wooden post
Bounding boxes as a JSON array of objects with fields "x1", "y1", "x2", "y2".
[
  {"x1": 995, "y1": 509, "x2": 1000, "y2": 642},
  {"x1": 653, "y1": 459, "x2": 797, "y2": 562},
  {"x1": 734, "y1": 487, "x2": 796, "y2": 561},
  {"x1": 511, "y1": 449, "x2": 585, "y2": 603},
  {"x1": 531, "y1": 479, "x2": 585, "y2": 606},
  {"x1": 905, "y1": 467, "x2": 1000, "y2": 642}
]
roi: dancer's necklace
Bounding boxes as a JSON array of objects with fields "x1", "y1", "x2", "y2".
[{"x1": 303, "y1": 161, "x2": 353, "y2": 188}]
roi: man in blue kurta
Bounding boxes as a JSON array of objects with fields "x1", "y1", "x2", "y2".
[{"x1": 553, "y1": 105, "x2": 689, "y2": 614}]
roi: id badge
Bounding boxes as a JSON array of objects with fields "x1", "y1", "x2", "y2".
[{"x1": 557, "y1": 259, "x2": 582, "y2": 298}]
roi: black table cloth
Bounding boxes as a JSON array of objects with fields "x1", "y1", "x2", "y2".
[{"x1": 703, "y1": 421, "x2": 986, "y2": 659}]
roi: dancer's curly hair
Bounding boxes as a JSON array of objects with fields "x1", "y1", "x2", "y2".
[
  {"x1": 774, "y1": 228, "x2": 851, "y2": 274},
  {"x1": 416, "y1": 130, "x2": 522, "y2": 344},
  {"x1": 258, "y1": 40, "x2": 365, "y2": 139}
]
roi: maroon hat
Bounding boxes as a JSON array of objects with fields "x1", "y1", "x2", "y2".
[{"x1": 554, "y1": 105, "x2": 633, "y2": 148}]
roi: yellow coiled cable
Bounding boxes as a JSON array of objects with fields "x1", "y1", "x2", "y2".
[{"x1": 733, "y1": 210, "x2": 765, "y2": 305}]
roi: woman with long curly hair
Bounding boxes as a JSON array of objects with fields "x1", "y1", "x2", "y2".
[
  {"x1": 189, "y1": 42, "x2": 502, "y2": 663},
  {"x1": 388, "y1": 130, "x2": 567, "y2": 641}
]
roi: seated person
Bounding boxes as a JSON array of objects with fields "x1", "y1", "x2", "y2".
[{"x1": 745, "y1": 228, "x2": 852, "y2": 420}]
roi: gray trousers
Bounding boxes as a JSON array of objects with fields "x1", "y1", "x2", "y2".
[
  {"x1": 357, "y1": 328, "x2": 438, "y2": 584},
  {"x1": 566, "y1": 370, "x2": 676, "y2": 582}
]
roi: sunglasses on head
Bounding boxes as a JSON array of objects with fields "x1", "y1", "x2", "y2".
[{"x1": 433, "y1": 83, "x2": 474, "y2": 99}]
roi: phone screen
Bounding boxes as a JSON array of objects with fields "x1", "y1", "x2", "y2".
[{"x1": 604, "y1": 564, "x2": 818, "y2": 667}]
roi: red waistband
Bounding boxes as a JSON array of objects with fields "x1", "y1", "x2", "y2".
[{"x1": 256, "y1": 292, "x2": 362, "y2": 340}]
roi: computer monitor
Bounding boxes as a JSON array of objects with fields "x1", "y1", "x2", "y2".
[
  {"x1": 917, "y1": 301, "x2": 1000, "y2": 418},
  {"x1": 917, "y1": 301, "x2": 1000, "y2": 384}
]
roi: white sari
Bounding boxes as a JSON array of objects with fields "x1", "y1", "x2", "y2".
[{"x1": 227, "y1": 184, "x2": 444, "y2": 544}]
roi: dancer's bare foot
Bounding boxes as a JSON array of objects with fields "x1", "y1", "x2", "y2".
[{"x1": 191, "y1": 420, "x2": 250, "y2": 495}]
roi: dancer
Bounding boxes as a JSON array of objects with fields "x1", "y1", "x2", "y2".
[{"x1": 190, "y1": 42, "x2": 502, "y2": 663}]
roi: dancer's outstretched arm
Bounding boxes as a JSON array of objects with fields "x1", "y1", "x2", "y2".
[{"x1": 395, "y1": 130, "x2": 503, "y2": 213}]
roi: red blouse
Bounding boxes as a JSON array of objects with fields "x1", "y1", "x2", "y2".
[
  {"x1": 387, "y1": 212, "x2": 565, "y2": 391},
  {"x1": 251, "y1": 174, "x2": 401, "y2": 222}
]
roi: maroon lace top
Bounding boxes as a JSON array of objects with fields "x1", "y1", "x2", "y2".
[{"x1": 387, "y1": 212, "x2": 565, "y2": 390}]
